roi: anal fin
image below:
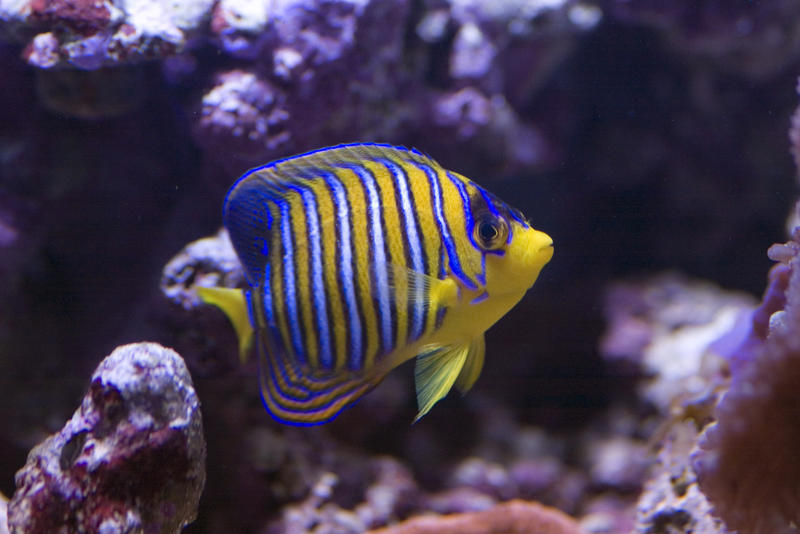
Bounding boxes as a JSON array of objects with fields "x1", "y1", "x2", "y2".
[
  {"x1": 256, "y1": 327, "x2": 380, "y2": 425},
  {"x1": 414, "y1": 342, "x2": 467, "y2": 422},
  {"x1": 455, "y1": 336, "x2": 485, "y2": 394}
]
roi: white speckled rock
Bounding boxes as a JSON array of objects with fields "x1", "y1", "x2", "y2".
[
  {"x1": 161, "y1": 228, "x2": 244, "y2": 311},
  {"x1": 8, "y1": 342, "x2": 206, "y2": 534}
]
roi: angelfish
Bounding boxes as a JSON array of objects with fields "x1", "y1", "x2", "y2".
[{"x1": 198, "y1": 143, "x2": 553, "y2": 425}]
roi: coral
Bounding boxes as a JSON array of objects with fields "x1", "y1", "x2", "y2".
[
  {"x1": 634, "y1": 421, "x2": 726, "y2": 534},
  {"x1": 265, "y1": 457, "x2": 418, "y2": 534},
  {"x1": 193, "y1": 70, "x2": 291, "y2": 161},
  {"x1": 7, "y1": 342, "x2": 206, "y2": 534},
  {"x1": 161, "y1": 228, "x2": 243, "y2": 312},
  {"x1": 1, "y1": 0, "x2": 215, "y2": 69},
  {"x1": 366, "y1": 499, "x2": 586, "y2": 534},
  {"x1": 600, "y1": 273, "x2": 757, "y2": 411},
  {"x1": 692, "y1": 227, "x2": 800, "y2": 534}
]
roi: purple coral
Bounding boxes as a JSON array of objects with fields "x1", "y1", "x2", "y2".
[
  {"x1": 7, "y1": 342, "x2": 206, "y2": 534},
  {"x1": 692, "y1": 227, "x2": 800, "y2": 534}
]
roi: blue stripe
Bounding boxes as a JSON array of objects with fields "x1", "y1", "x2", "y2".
[
  {"x1": 381, "y1": 158, "x2": 426, "y2": 341},
  {"x1": 447, "y1": 172, "x2": 487, "y2": 286},
  {"x1": 478, "y1": 187, "x2": 515, "y2": 245},
  {"x1": 260, "y1": 264, "x2": 272, "y2": 326},
  {"x1": 277, "y1": 197, "x2": 305, "y2": 363},
  {"x1": 286, "y1": 184, "x2": 333, "y2": 369},
  {"x1": 417, "y1": 163, "x2": 478, "y2": 290},
  {"x1": 347, "y1": 164, "x2": 393, "y2": 356},
  {"x1": 320, "y1": 171, "x2": 364, "y2": 370}
]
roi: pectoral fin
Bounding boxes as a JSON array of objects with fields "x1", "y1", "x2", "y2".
[
  {"x1": 413, "y1": 342, "x2": 470, "y2": 422},
  {"x1": 197, "y1": 286, "x2": 253, "y2": 364},
  {"x1": 388, "y1": 264, "x2": 459, "y2": 308}
]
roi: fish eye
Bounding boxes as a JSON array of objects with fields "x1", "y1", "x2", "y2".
[{"x1": 474, "y1": 214, "x2": 507, "y2": 250}]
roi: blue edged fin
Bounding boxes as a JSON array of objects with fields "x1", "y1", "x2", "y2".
[
  {"x1": 223, "y1": 178, "x2": 275, "y2": 287},
  {"x1": 256, "y1": 325, "x2": 380, "y2": 426},
  {"x1": 197, "y1": 286, "x2": 253, "y2": 364}
]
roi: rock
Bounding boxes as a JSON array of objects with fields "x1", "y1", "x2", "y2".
[
  {"x1": 265, "y1": 457, "x2": 419, "y2": 534},
  {"x1": 8, "y1": 342, "x2": 206, "y2": 534},
  {"x1": 366, "y1": 499, "x2": 587, "y2": 534},
  {"x1": 160, "y1": 228, "x2": 243, "y2": 311},
  {"x1": 2, "y1": 0, "x2": 215, "y2": 70},
  {"x1": 633, "y1": 421, "x2": 727, "y2": 534},
  {"x1": 600, "y1": 273, "x2": 757, "y2": 412}
]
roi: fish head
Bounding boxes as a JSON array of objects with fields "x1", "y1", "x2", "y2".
[
  {"x1": 481, "y1": 220, "x2": 553, "y2": 298},
  {"x1": 466, "y1": 185, "x2": 553, "y2": 298}
]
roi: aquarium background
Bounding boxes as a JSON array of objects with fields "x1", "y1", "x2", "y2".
[{"x1": 1, "y1": 1, "x2": 799, "y2": 533}]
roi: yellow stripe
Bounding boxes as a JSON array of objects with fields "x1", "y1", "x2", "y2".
[
  {"x1": 288, "y1": 189, "x2": 319, "y2": 367},
  {"x1": 306, "y1": 178, "x2": 348, "y2": 370},
  {"x1": 364, "y1": 159, "x2": 408, "y2": 355},
  {"x1": 335, "y1": 167, "x2": 379, "y2": 368},
  {"x1": 398, "y1": 157, "x2": 441, "y2": 334},
  {"x1": 439, "y1": 168, "x2": 480, "y2": 283}
]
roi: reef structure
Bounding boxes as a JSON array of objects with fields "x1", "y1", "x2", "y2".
[{"x1": 7, "y1": 342, "x2": 206, "y2": 533}]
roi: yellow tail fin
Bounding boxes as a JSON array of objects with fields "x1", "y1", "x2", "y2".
[{"x1": 197, "y1": 286, "x2": 253, "y2": 363}]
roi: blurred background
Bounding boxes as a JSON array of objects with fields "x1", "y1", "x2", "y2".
[{"x1": 1, "y1": 1, "x2": 798, "y2": 532}]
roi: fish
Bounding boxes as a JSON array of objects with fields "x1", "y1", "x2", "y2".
[{"x1": 198, "y1": 143, "x2": 553, "y2": 425}]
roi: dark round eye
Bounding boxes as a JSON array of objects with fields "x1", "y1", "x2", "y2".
[{"x1": 474, "y1": 214, "x2": 507, "y2": 250}]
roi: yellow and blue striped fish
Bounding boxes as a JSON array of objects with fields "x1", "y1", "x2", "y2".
[{"x1": 199, "y1": 143, "x2": 553, "y2": 425}]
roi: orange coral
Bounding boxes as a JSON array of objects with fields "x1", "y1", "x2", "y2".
[{"x1": 366, "y1": 500, "x2": 586, "y2": 534}]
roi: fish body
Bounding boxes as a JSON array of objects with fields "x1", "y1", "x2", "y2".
[{"x1": 199, "y1": 143, "x2": 553, "y2": 425}]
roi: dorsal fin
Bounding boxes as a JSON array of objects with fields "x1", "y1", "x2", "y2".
[
  {"x1": 275, "y1": 143, "x2": 442, "y2": 175},
  {"x1": 224, "y1": 143, "x2": 441, "y2": 288}
]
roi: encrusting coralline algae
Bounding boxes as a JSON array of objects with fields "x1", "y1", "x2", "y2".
[{"x1": 7, "y1": 343, "x2": 206, "y2": 534}]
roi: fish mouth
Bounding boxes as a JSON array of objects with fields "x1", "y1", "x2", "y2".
[
  {"x1": 535, "y1": 234, "x2": 554, "y2": 257},
  {"x1": 538, "y1": 242, "x2": 554, "y2": 263}
]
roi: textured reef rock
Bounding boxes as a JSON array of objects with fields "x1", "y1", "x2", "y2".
[
  {"x1": 7, "y1": 342, "x2": 206, "y2": 534},
  {"x1": 265, "y1": 459, "x2": 419, "y2": 534},
  {"x1": 161, "y1": 228, "x2": 243, "y2": 312},
  {"x1": 1, "y1": 0, "x2": 214, "y2": 69},
  {"x1": 368, "y1": 500, "x2": 586, "y2": 534},
  {"x1": 609, "y1": 221, "x2": 800, "y2": 533},
  {"x1": 601, "y1": 273, "x2": 757, "y2": 412},
  {"x1": 634, "y1": 422, "x2": 725, "y2": 534},
  {"x1": 0, "y1": 0, "x2": 600, "y2": 168},
  {"x1": 691, "y1": 227, "x2": 800, "y2": 534}
]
